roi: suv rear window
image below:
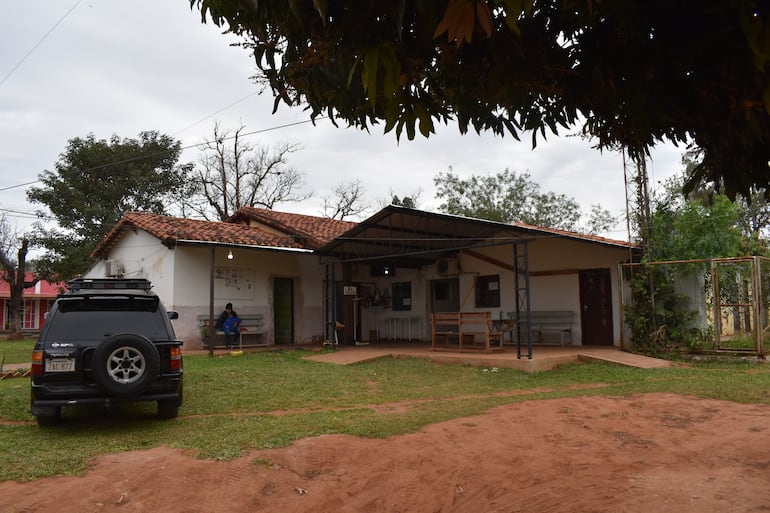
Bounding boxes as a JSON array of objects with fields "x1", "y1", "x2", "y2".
[{"x1": 47, "y1": 297, "x2": 169, "y2": 341}]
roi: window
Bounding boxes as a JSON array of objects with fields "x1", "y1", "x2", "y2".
[
  {"x1": 22, "y1": 299, "x2": 37, "y2": 330},
  {"x1": 475, "y1": 275, "x2": 500, "y2": 308},
  {"x1": 392, "y1": 282, "x2": 412, "y2": 311}
]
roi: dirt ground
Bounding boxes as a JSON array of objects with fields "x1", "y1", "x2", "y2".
[{"x1": 3, "y1": 392, "x2": 769, "y2": 513}]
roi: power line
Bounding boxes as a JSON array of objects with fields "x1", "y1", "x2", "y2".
[
  {"x1": 0, "y1": 0, "x2": 82, "y2": 87},
  {"x1": 172, "y1": 91, "x2": 261, "y2": 137},
  {"x1": 0, "y1": 180, "x2": 40, "y2": 193},
  {"x1": 0, "y1": 117, "x2": 326, "y2": 193}
]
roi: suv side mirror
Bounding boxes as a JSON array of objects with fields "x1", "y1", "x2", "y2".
[{"x1": 167, "y1": 311, "x2": 179, "y2": 320}]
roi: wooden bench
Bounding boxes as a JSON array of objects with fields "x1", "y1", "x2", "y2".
[
  {"x1": 198, "y1": 314, "x2": 270, "y2": 349},
  {"x1": 431, "y1": 311, "x2": 504, "y2": 352},
  {"x1": 507, "y1": 310, "x2": 575, "y2": 347}
]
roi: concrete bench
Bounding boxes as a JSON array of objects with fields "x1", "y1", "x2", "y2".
[
  {"x1": 507, "y1": 310, "x2": 575, "y2": 347},
  {"x1": 198, "y1": 313, "x2": 270, "y2": 349}
]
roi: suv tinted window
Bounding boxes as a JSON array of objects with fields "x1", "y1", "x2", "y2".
[{"x1": 46, "y1": 297, "x2": 169, "y2": 340}]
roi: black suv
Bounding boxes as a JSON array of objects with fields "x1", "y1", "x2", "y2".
[{"x1": 30, "y1": 278, "x2": 183, "y2": 426}]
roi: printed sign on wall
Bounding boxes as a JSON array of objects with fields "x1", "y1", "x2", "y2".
[{"x1": 214, "y1": 266, "x2": 256, "y2": 300}]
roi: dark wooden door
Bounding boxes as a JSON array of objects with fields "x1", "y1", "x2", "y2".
[
  {"x1": 273, "y1": 277, "x2": 294, "y2": 344},
  {"x1": 579, "y1": 269, "x2": 614, "y2": 345}
]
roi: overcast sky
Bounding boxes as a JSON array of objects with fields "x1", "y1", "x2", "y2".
[{"x1": 1, "y1": 1, "x2": 685, "y2": 242}]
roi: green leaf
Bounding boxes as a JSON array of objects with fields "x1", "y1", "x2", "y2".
[
  {"x1": 379, "y1": 46, "x2": 401, "y2": 99},
  {"x1": 497, "y1": 0, "x2": 524, "y2": 35},
  {"x1": 347, "y1": 57, "x2": 361, "y2": 87},
  {"x1": 414, "y1": 104, "x2": 434, "y2": 138},
  {"x1": 764, "y1": 83, "x2": 770, "y2": 116},
  {"x1": 362, "y1": 48, "x2": 380, "y2": 106},
  {"x1": 312, "y1": 0, "x2": 328, "y2": 19}
]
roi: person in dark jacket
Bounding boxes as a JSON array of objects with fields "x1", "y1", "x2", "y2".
[{"x1": 215, "y1": 303, "x2": 240, "y2": 349}]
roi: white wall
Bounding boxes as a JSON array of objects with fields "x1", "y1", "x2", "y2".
[
  {"x1": 347, "y1": 236, "x2": 630, "y2": 346},
  {"x1": 87, "y1": 227, "x2": 631, "y2": 348},
  {"x1": 170, "y1": 246, "x2": 324, "y2": 345},
  {"x1": 87, "y1": 231, "x2": 326, "y2": 346}
]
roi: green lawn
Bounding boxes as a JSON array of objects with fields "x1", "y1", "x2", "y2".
[
  {"x1": 0, "y1": 339, "x2": 35, "y2": 367},
  {"x1": 1, "y1": 347, "x2": 768, "y2": 481}
]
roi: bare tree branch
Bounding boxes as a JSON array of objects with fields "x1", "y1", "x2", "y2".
[
  {"x1": 321, "y1": 179, "x2": 369, "y2": 220},
  {"x1": 190, "y1": 122, "x2": 310, "y2": 220}
]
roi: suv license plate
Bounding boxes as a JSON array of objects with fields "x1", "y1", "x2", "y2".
[{"x1": 46, "y1": 358, "x2": 75, "y2": 372}]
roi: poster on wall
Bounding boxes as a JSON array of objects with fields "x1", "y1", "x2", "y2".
[{"x1": 214, "y1": 266, "x2": 256, "y2": 300}]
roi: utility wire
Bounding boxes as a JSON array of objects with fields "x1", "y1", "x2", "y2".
[
  {"x1": 172, "y1": 90, "x2": 261, "y2": 137},
  {"x1": 0, "y1": 0, "x2": 82, "y2": 87},
  {"x1": 0, "y1": 117, "x2": 326, "y2": 192}
]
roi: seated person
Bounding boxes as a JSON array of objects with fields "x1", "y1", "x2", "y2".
[{"x1": 221, "y1": 311, "x2": 242, "y2": 349}]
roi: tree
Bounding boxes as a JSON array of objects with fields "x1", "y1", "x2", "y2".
[
  {"x1": 190, "y1": 122, "x2": 309, "y2": 221},
  {"x1": 625, "y1": 169, "x2": 756, "y2": 352},
  {"x1": 321, "y1": 179, "x2": 369, "y2": 220},
  {"x1": 678, "y1": 149, "x2": 770, "y2": 253},
  {"x1": 649, "y1": 174, "x2": 745, "y2": 261},
  {"x1": 0, "y1": 214, "x2": 37, "y2": 339},
  {"x1": 27, "y1": 131, "x2": 189, "y2": 279},
  {"x1": 434, "y1": 169, "x2": 610, "y2": 232},
  {"x1": 391, "y1": 195, "x2": 417, "y2": 209},
  {"x1": 585, "y1": 204, "x2": 617, "y2": 237},
  {"x1": 373, "y1": 187, "x2": 424, "y2": 210},
  {"x1": 191, "y1": 0, "x2": 770, "y2": 200}
]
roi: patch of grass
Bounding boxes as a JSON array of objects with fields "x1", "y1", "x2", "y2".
[
  {"x1": 1, "y1": 349, "x2": 769, "y2": 481},
  {"x1": 0, "y1": 338, "x2": 35, "y2": 366}
]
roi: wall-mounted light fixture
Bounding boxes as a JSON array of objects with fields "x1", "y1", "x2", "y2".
[{"x1": 227, "y1": 249, "x2": 234, "y2": 260}]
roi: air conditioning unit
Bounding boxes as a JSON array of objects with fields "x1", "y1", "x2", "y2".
[
  {"x1": 436, "y1": 257, "x2": 460, "y2": 276},
  {"x1": 105, "y1": 259, "x2": 124, "y2": 277}
]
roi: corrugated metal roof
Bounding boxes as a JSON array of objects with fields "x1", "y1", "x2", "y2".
[{"x1": 317, "y1": 205, "x2": 635, "y2": 265}]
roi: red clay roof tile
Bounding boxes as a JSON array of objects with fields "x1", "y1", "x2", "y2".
[
  {"x1": 91, "y1": 211, "x2": 314, "y2": 258},
  {"x1": 227, "y1": 207, "x2": 357, "y2": 249}
]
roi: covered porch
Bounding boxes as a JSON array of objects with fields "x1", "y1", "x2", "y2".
[{"x1": 317, "y1": 205, "x2": 635, "y2": 358}]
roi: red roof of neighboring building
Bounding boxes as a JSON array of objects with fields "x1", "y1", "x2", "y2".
[{"x1": 0, "y1": 273, "x2": 65, "y2": 299}]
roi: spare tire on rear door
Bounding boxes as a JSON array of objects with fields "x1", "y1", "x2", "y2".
[{"x1": 92, "y1": 334, "x2": 160, "y2": 397}]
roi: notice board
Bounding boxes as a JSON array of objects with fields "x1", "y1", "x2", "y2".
[{"x1": 214, "y1": 266, "x2": 256, "y2": 300}]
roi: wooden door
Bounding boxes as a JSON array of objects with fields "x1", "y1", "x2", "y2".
[
  {"x1": 273, "y1": 277, "x2": 294, "y2": 344},
  {"x1": 579, "y1": 269, "x2": 614, "y2": 345}
]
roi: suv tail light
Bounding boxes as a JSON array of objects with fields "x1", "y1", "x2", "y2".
[
  {"x1": 31, "y1": 350, "x2": 44, "y2": 376},
  {"x1": 170, "y1": 346, "x2": 182, "y2": 371}
]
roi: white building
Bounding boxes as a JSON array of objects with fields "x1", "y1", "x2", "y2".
[{"x1": 87, "y1": 206, "x2": 635, "y2": 349}]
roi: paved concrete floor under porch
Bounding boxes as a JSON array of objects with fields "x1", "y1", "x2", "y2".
[{"x1": 304, "y1": 342, "x2": 671, "y2": 373}]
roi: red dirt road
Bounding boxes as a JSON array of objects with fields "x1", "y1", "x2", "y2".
[{"x1": 2, "y1": 393, "x2": 769, "y2": 512}]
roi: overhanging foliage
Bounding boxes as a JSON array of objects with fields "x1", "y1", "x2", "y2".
[{"x1": 191, "y1": 0, "x2": 770, "y2": 199}]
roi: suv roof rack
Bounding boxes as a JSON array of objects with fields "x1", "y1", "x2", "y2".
[{"x1": 67, "y1": 278, "x2": 152, "y2": 291}]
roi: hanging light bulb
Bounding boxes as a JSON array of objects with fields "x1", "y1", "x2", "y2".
[{"x1": 227, "y1": 249, "x2": 234, "y2": 260}]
